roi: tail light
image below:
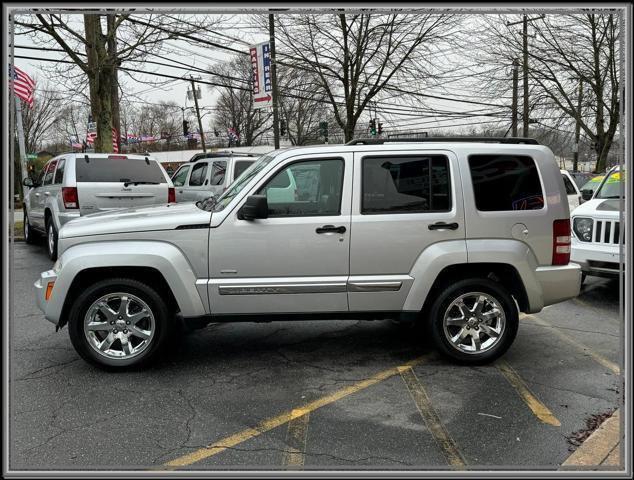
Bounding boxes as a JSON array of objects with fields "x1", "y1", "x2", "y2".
[
  {"x1": 168, "y1": 187, "x2": 176, "y2": 203},
  {"x1": 62, "y1": 187, "x2": 79, "y2": 209},
  {"x1": 552, "y1": 219, "x2": 571, "y2": 265}
]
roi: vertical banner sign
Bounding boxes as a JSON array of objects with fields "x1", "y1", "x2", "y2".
[{"x1": 250, "y1": 42, "x2": 273, "y2": 109}]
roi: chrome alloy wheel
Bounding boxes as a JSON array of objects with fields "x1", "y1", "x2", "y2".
[
  {"x1": 442, "y1": 292, "x2": 506, "y2": 354},
  {"x1": 47, "y1": 223, "x2": 55, "y2": 255},
  {"x1": 84, "y1": 293, "x2": 155, "y2": 360}
]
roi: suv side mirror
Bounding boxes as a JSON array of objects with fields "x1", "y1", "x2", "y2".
[
  {"x1": 22, "y1": 177, "x2": 34, "y2": 188},
  {"x1": 238, "y1": 195, "x2": 268, "y2": 220},
  {"x1": 581, "y1": 189, "x2": 593, "y2": 201}
]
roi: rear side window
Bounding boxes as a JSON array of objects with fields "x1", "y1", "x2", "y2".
[
  {"x1": 233, "y1": 160, "x2": 254, "y2": 181},
  {"x1": 53, "y1": 159, "x2": 65, "y2": 184},
  {"x1": 188, "y1": 162, "x2": 208, "y2": 186},
  {"x1": 211, "y1": 161, "x2": 227, "y2": 186},
  {"x1": 362, "y1": 155, "x2": 451, "y2": 214},
  {"x1": 468, "y1": 155, "x2": 544, "y2": 211},
  {"x1": 75, "y1": 158, "x2": 166, "y2": 183},
  {"x1": 43, "y1": 160, "x2": 57, "y2": 185},
  {"x1": 562, "y1": 174, "x2": 577, "y2": 195}
]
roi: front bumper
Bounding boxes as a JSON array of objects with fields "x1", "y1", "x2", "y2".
[
  {"x1": 34, "y1": 270, "x2": 58, "y2": 325},
  {"x1": 571, "y1": 240, "x2": 623, "y2": 277}
]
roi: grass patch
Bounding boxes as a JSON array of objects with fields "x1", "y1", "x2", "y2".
[{"x1": 14, "y1": 221, "x2": 24, "y2": 238}]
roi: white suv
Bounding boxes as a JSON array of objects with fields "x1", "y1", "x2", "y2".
[
  {"x1": 33, "y1": 138, "x2": 581, "y2": 369},
  {"x1": 571, "y1": 165, "x2": 625, "y2": 280}
]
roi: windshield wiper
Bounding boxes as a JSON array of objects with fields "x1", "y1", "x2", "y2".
[{"x1": 122, "y1": 180, "x2": 160, "y2": 187}]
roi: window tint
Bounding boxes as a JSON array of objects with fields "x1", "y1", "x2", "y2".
[
  {"x1": 257, "y1": 159, "x2": 344, "y2": 217},
  {"x1": 562, "y1": 174, "x2": 577, "y2": 195},
  {"x1": 53, "y1": 159, "x2": 65, "y2": 184},
  {"x1": 211, "y1": 161, "x2": 227, "y2": 186},
  {"x1": 43, "y1": 160, "x2": 57, "y2": 185},
  {"x1": 75, "y1": 157, "x2": 166, "y2": 183},
  {"x1": 188, "y1": 162, "x2": 208, "y2": 186},
  {"x1": 233, "y1": 160, "x2": 254, "y2": 181},
  {"x1": 362, "y1": 155, "x2": 450, "y2": 214},
  {"x1": 468, "y1": 155, "x2": 544, "y2": 211},
  {"x1": 172, "y1": 165, "x2": 190, "y2": 187}
]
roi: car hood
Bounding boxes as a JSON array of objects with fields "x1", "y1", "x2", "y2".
[
  {"x1": 571, "y1": 198, "x2": 623, "y2": 218},
  {"x1": 59, "y1": 202, "x2": 211, "y2": 238}
]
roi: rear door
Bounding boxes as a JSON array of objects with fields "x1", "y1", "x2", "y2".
[
  {"x1": 74, "y1": 156, "x2": 169, "y2": 214},
  {"x1": 349, "y1": 149, "x2": 465, "y2": 311}
]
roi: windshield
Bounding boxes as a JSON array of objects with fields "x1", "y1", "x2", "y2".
[
  {"x1": 196, "y1": 152, "x2": 279, "y2": 212},
  {"x1": 595, "y1": 170, "x2": 625, "y2": 199},
  {"x1": 581, "y1": 175, "x2": 604, "y2": 193}
]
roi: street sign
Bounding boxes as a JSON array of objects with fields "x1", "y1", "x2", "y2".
[{"x1": 250, "y1": 41, "x2": 273, "y2": 109}]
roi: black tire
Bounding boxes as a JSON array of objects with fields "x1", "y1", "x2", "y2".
[
  {"x1": 45, "y1": 216, "x2": 58, "y2": 261},
  {"x1": 23, "y1": 209, "x2": 37, "y2": 244},
  {"x1": 429, "y1": 278, "x2": 519, "y2": 365},
  {"x1": 68, "y1": 278, "x2": 172, "y2": 370},
  {"x1": 581, "y1": 273, "x2": 587, "y2": 285}
]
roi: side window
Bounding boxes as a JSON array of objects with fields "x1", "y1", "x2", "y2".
[
  {"x1": 53, "y1": 159, "x2": 65, "y2": 184},
  {"x1": 188, "y1": 162, "x2": 208, "y2": 187},
  {"x1": 42, "y1": 160, "x2": 57, "y2": 186},
  {"x1": 562, "y1": 174, "x2": 577, "y2": 195},
  {"x1": 468, "y1": 154, "x2": 544, "y2": 211},
  {"x1": 35, "y1": 166, "x2": 46, "y2": 186},
  {"x1": 362, "y1": 155, "x2": 451, "y2": 214},
  {"x1": 210, "y1": 160, "x2": 227, "y2": 186},
  {"x1": 233, "y1": 160, "x2": 254, "y2": 181},
  {"x1": 256, "y1": 158, "x2": 344, "y2": 217},
  {"x1": 172, "y1": 165, "x2": 191, "y2": 187}
]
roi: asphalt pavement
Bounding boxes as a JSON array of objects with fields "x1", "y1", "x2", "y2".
[{"x1": 9, "y1": 240, "x2": 622, "y2": 471}]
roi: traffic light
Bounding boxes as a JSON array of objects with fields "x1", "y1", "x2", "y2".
[
  {"x1": 319, "y1": 121, "x2": 328, "y2": 137},
  {"x1": 280, "y1": 119, "x2": 286, "y2": 136},
  {"x1": 378, "y1": 122, "x2": 383, "y2": 135},
  {"x1": 182, "y1": 120, "x2": 189, "y2": 136},
  {"x1": 369, "y1": 118, "x2": 376, "y2": 136}
]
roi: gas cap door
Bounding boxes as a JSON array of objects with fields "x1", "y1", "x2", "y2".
[{"x1": 511, "y1": 223, "x2": 529, "y2": 240}]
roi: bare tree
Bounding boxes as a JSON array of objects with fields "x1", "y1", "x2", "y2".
[
  {"x1": 210, "y1": 55, "x2": 271, "y2": 146},
  {"x1": 15, "y1": 11, "x2": 225, "y2": 152},
  {"x1": 21, "y1": 82, "x2": 64, "y2": 153},
  {"x1": 270, "y1": 12, "x2": 458, "y2": 142}
]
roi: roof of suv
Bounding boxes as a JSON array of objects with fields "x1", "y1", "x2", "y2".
[{"x1": 189, "y1": 151, "x2": 259, "y2": 162}]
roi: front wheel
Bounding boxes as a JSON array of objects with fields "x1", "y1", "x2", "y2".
[
  {"x1": 68, "y1": 278, "x2": 172, "y2": 370},
  {"x1": 23, "y1": 209, "x2": 37, "y2": 244},
  {"x1": 429, "y1": 278, "x2": 519, "y2": 364},
  {"x1": 46, "y1": 218, "x2": 58, "y2": 261}
]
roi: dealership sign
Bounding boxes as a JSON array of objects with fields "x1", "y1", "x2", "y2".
[{"x1": 250, "y1": 41, "x2": 272, "y2": 109}]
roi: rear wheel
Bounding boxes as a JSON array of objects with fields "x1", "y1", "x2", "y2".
[
  {"x1": 68, "y1": 278, "x2": 172, "y2": 370},
  {"x1": 23, "y1": 209, "x2": 37, "y2": 244},
  {"x1": 46, "y1": 217, "x2": 58, "y2": 261},
  {"x1": 429, "y1": 278, "x2": 518, "y2": 364}
]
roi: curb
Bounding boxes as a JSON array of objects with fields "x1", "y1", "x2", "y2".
[{"x1": 561, "y1": 409, "x2": 621, "y2": 469}]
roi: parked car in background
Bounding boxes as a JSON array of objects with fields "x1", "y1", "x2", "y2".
[
  {"x1": 23, "y1": 153, "x2": 174, "y2": 261},
  {"x1": 561, "y1": 169, "x2": 583, "y2": 211},
  {"x1": 34, "y1": 137, "x2": 581, "y2": 369},
  {"x1": 569, "y1": 171, "x2": 593, "y2": 188},
  {"x1": 171, "y1": 151, "x2": 258, "y2": 203},
  {"x1": 579, "y1": 174, "x2": 606, "y2": 199},
  {"x1": 571, "y1": 165, "x2": 624, "y2": 282}
]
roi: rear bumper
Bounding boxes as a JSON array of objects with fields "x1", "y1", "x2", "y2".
[
  {"x1": 57, "y1": 211, "x2": 81, "y2": 227},
  {"x1": 534, "y1": 263, "x2": 582, "y2": 308}
]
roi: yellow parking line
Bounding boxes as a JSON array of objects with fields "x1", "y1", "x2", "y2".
[
  {"x1": 497, "y1": 360, "x2": 561, "y2": 427},
  {"x1": 162, "y1": 354, "x2": 433, "y2": 469},
  {"x1": 399, "y1": 366, "x2": 465, "y2": 468},
  {"x1": 522, "y1": 314, "x2": 620, "y2": 374},
  {"x1": 282, "y1": 409, "x2": 310, "y2": 469}
]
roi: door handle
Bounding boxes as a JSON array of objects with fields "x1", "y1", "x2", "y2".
[
  {"x1": 44, "y1": 191, "x2": 50, "y2": 196},
  {"x1": 178, "y1": 190, "x2": 183, "y2": 193},
  {"x1": 428, "y1": 222, "x2": 459, "y2": 231},
  {"x1": 35, "y1": 193, "x2": 40, "y2": 197},
  {"x1": 316, "y1": 225, "x2": 346, "y2": 234}
]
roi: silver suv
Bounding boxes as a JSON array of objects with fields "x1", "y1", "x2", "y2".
[
  {"x1": 34, "y1": 138, "x2": 581, "y2": 369},
  {"x1": 171, "y1": 152, "x2": 258, "y2": 203},
  {"x1": 23, "y1": 153, "x2": 175, "y2": 260}
]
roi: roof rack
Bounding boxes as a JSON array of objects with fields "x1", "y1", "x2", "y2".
[
  {"x1": 189, "y1": 151, "x2": 259, "y2": 162},
  {"x1": 346, "y1": 137, "x2": 540, "y2": 145}
]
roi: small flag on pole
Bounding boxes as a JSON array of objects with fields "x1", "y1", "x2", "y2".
[
  {"x1": 86, "y1": 127, "x2": 119, "y2": 152},
  {"x1": 10, "y1": 65, "x2": 35, "y2": 108}
]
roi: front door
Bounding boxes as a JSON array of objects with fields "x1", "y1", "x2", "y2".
[
  {"x1": 171, "y1": 164, "x2": 191, "y2": 202},
  {"x1": 180, "y1": 161, "x2": 209, "y2": 202},
  {"x1": 208, "y1": 153, "x2": 353, "y2": 315}
]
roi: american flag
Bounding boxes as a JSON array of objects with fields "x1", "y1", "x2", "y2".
[
  {"x1": 86, "y1": 127, "x2": 119, "y2": 153},
  {"x1": 10, "y1": 65, "x2": 35, "y2": 108}
]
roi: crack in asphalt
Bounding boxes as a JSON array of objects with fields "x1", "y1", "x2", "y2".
[
  {"x1": 522, "y1": 377, "x2": 620, "y2": 402},
  {"x1": 14, "y1": 357, "x2": 81, "y2": 381},
  {"x1": 521, "y1": 320, "x2": 619, "y2": 338},
  {"x1": 150, "y1": 390, "x2": 199, "y2": 464}
]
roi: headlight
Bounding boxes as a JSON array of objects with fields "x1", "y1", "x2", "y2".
[{"x1": 573, "y1": 217, "x2": 593, "y2": 242}]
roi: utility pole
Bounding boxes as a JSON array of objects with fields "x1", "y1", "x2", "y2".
[
  {"x1": 189, "y1": 77, "x2": 206, "y2": 152},
  {"x1": 573, "y1": 79, "x2": 584, "y2": 172},
  {"x1": 511, "y1": 59, "x2": 519, "y2": 137},
  {"x1": 522, "y1": 15, "x2": 529, "y2": 137},
  {"x1": 14, "y1": 97, "x2": 28, "y2": 186},
  {"x1": 269, "y1": 13, "x2": 280, "y2": 149}
]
